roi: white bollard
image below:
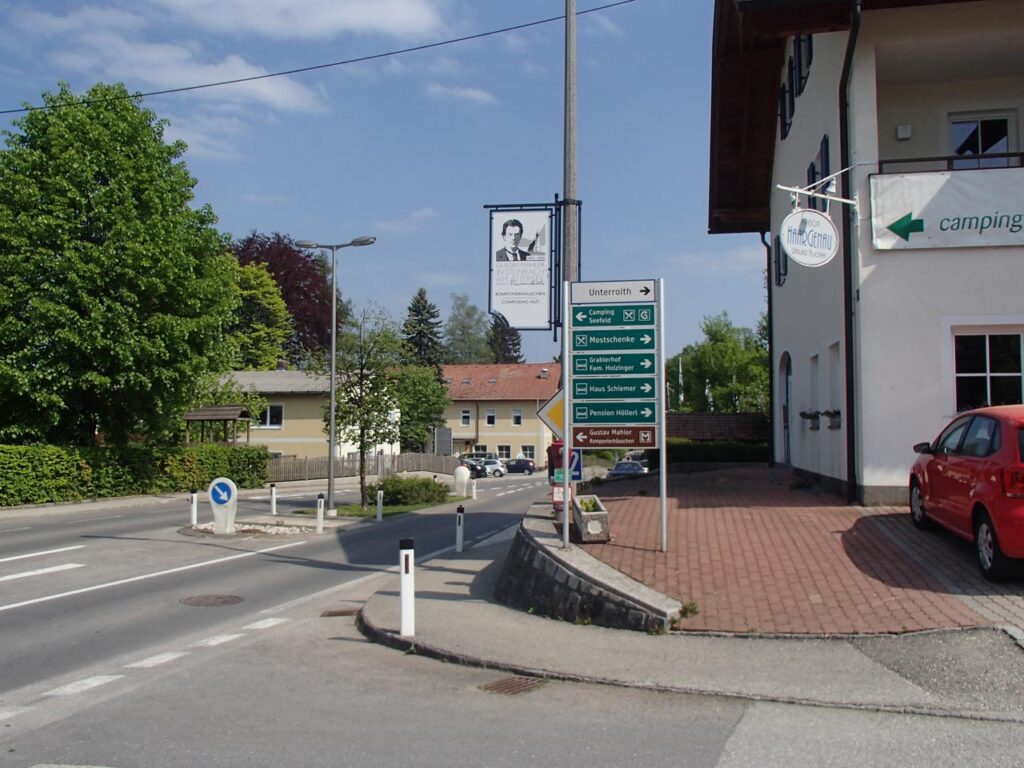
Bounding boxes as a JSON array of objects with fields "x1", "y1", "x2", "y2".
[
  {"x1": 399, "y1": 538, "x2": 415, "y2": 637},
  {"x1": 471, "y1": 479, "x2": 477, "y2": 500},
  {"x1": 270, "y1": 483, "x2": 277, "y2": 516},
  {"x1": 456, "y1": 505, "x2": 465, "y2": 553},
  {"x1": 316, "y1": 493, "x2": 324, "y2": 534},
  {"x1": 376, "y1": 489, "x2": 384, "y2": 522},
  {"x1": 189, "y1": 489, "x2": 198, "y2": 527}
]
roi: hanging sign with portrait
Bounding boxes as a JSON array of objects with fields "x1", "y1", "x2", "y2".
[{"x1": 488, "y1": 207, "x2": 554, "y2": 330}]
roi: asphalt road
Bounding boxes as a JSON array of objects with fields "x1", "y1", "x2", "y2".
[{"x1": 0, "y1": 475, "x2": 544, "y2": 698}]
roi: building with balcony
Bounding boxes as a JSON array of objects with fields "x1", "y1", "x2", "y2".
[
  {"x1": 709, "y1": 0, "x2": 1024, "y2": 502},
  {"x1": 442, "y1": 363, "x2": 561, "y2": 464}
]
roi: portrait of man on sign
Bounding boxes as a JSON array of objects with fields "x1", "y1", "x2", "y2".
[
  {"x1": 495, "y1": 218, "x2": 529, "y2": 262},
  {"x1": 488, "y1": 207, "x2": 552, "y2": 330}
]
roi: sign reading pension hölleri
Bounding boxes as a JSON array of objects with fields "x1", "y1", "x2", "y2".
[
  {"x1": 871, "y1": 168, "x2": 1024, "y2": 250},
  {"x1": 488, "y1": 207, "x2": 553, "y2": 330}
]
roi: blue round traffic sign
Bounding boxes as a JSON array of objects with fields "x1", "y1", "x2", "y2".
[{"x1": 211, "y1": 480, "x2": 234, "y2": 506}]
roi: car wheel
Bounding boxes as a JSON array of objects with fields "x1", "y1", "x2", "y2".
[
  {"x1": 495, "y1": 470, "x2": 503, "y2": 477},
  {"x1": 909, "y1": 481, "x2": 933, "y2": 530},
  {"x1": 525, "y1": 469, "x2": 532, "y2": 475},
  {"x1": 975, "y1": 511, "x2": 1010, "y2": 583}
]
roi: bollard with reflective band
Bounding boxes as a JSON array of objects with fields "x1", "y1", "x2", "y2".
[
  {"x1": 471, "y1": 479, "x2": 477, "y2": 500},
  {"x1": 399, "y1": 538, "x2": 415, "y2": 637},
  {"x1": 190, "y1": 489, "x2": 198, "y2": 527},
  {"x1": 270, "y1": 483, "x2": 277, "y2": 516},
  {"x1": 376, "y1": 489, "x2": 383, "y2": 522},
  {"x1": 316, "y1": 493, "x2": 324, "y2": 534},
  {"x1": 456, "y1": 505, "x2": 465, "y2": 553}
]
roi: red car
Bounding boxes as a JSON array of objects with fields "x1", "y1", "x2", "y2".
[{"x1": 909, "y1": 405, "x2": 1024, "y2": 581}]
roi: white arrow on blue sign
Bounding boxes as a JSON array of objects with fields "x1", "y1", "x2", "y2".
[{"x1": 211, "y1": 480, "x2": 234, "y2": 505}]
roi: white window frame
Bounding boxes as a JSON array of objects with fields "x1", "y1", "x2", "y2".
[
  {"x1": 948, "y1": 109, "x2": 1017, "y2": 169},
  {"x1": 460, "y1": 409, "x2": 471, "y2": 427},
  {"x1": 498, "y1": 445, "x2": 511, "y2": 460},
  {"x1": 485, "y1": 409, "x2": 496, "y2": 427},
  {"x1": 254, "y1": 403, "x2": 284, "y2": 429},
  {"x1": 521, "y1": 445, "x2": 535, "y2": 459},
  {"x1": 511, "y1": 408, "x2": 523, "y2": 426},
  {"x1": 941, "y1": 316, "x2": 1024, "y2": 418}
]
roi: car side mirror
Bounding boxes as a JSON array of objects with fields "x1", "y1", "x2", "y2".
[{"x1": 913, "y1": 442, "x2": 933, "y2": 454}]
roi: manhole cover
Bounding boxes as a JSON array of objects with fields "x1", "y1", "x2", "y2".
[
  {"x1": 479, "y1": 676, "x2": 547, "y2": 696},
  {"x1": 179, "y1": 594, "x2": 244, "y2": 607}
]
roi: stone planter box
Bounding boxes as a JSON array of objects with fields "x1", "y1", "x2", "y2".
[{"x1": 572, "y1": 494, "x2": 610, "y2": 543}]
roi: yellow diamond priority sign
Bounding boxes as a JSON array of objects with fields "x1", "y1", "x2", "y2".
[{"x1": 537, "y1": 388, "x2": 564, "y2": 440}]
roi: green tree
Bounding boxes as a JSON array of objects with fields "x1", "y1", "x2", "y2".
[
  {"x1": 393, "y1": 365, "x2": 450, "y2": 452},
  {"x1": 677, "y1": 312, "x2": 768, "y2": 413},
  {"x1": 326, "y1": 307, "x2": 402, "y2": 508},
  {"x1": 444, "y1": 293, "x2": 490, "y2": 363},
  {"x1": 0, "y1": 82, "x2": 236, "y2": 445},
  {"x1": 402, "y1": 287, "x2": 445, "y2": 375},
  {"x1": 227, "y1": 261, "x2": 292, "y2": 370},
  {"x1": 487, "y1": 314, "x2": 524, "y2": 363}
]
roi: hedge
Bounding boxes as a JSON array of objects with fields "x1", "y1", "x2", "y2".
[
  {"x1": 373, "y1": 475, "x2": 450, "y2": 506},
  {"x1": 0, "y1": 444, "x2": 270, "y2": 507},
  {"x1": 645, "y1": 438, "x2": 770, "y2": 466}
]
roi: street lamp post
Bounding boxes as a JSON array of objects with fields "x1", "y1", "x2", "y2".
[{"x1": 296, "y1": 236, "x2": 376, "y2": 515}]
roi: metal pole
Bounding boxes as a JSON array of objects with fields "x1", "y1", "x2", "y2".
[
  {"x1": 562, "y1": 280, "x2": 572, "y2": 549},
  {"x1": 563, "y1": 0, "x2": 579, "y2": 284},
  {"x1": 658, "y1": 278, "x2": 668, "y2": 553},
  {"x1": 327, "y1": 244, "x2": 338, "y2": 516},
  {"x1": 399, "y1": 538, "x2": 415, "y2": 637}
]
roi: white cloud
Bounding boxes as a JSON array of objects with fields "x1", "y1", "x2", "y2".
[
  {"x1": 150, "y1": 0, "x2": 444, "y2": 40},
  {"x1": 426, "y1": 83, "x2": 496, "y2": 105},
  {"x1": 522, "y1": 61, "x2": 547, "y2": 77},
  {"x1": 163, "y1": 112, "x2": 244, "y2": 160},
  {"x1": 373, "y1": 207, "x2": 437, "y2": 233},
  {"x1": 11, "y1": 6, "x2": 145, "y2": 35},
  {"x1": 586, "y1": 14, "x2": 624, "y2": 37}
]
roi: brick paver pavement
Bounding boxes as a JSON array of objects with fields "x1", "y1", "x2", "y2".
[{"x1": 586, "y1": 466, "x2": 1024, "y2": 634}]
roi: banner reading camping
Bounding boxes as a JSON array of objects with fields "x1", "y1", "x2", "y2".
[{"x1": 488, "y1": 207, "x2": 553, "y2": 330}]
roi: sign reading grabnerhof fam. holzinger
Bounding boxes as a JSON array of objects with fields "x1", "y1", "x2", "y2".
[{"x1": 488, "y1": 207, "x2": 553, "y2": 330}]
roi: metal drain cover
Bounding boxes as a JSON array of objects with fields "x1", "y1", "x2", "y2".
[
  {"x1": 480, "y1": 676, "x2": 547, "y2": 695},
  {"x1": 179, "y1": 594, "x2": 244, "y2": 607}
]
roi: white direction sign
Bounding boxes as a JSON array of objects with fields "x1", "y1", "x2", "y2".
[{"x1": 570, "y1": 279, "x2": 656, "y2": 305}]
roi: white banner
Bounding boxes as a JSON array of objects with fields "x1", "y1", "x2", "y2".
[
  {"x1": 870, "y1": 168, "x2": 1024, "y2": 250},
  {"x1": 488, "y1": 208, "x2": 552, "y2": 330}
]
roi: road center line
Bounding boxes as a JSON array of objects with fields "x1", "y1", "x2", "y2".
[
  {"x1": 125, "y1": 651, "x2": 190, "y2": 669},
  {"x1": 194, "y1": 634, "x2": 245, "y2": 647},
  {"x1": 0, "y1": 706, "x2": 32, "y2": 721},
  {"x1": 0, "y1": 541, "x2": 305, "y2": 614},
  {"x1": 0, "y1": 563, "x2": 85, "y2": 583},
  {"x1": 44, "y1": 675, "x2": 124, "y2": 697},
  {"x1": 0, "y1": 545, "x2": 86, "y2": 564},
  {"x1": 243, "y1": 618, "x2": 289, "y2": 630}
]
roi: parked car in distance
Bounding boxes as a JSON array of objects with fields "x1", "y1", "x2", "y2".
[
  {"x1": 909, "y1": 404, "x2": 1024, "y2": 582},
  {"x1": 606, "y1": 460, "x2": 648, "y2": 480},
  {"x1": 505, "y1": 458, "x2": 536, "y2": 475},
  {"x1": 460, "y1": 451, "x2": 497, "y2": 462},
  {"x1": 459, "y1": 458, "x2": 487, "y2": 479},
  {"x1": 480, "y1": 458, "x2": 505, "y2": 477}
]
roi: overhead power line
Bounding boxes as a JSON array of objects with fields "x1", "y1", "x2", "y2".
[{"x1": 0, "y1": 0, "x2": 636, "y2": 116}]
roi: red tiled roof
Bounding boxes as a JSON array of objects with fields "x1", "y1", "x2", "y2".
[{"x1": 443, "y1": 363, "x2": 561, "y2": 402}]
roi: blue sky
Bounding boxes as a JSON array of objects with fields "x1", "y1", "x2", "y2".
[{"x1": 0, "y1": 0, "x2": 764, "y2": 363}]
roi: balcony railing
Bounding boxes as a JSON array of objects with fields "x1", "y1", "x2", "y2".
[{"x1": 878, "y1": 152, "x2": 1024, "y2": 175}]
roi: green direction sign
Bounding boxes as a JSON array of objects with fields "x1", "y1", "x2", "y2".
[
  {"x1": 571, "y1": 304, "x2": 656, "y2": 328},
  {"x1": 571, "y1": 329, "x2": 655, "y2": 351},
  {"x1": 572, "y1": 353, "x2": 656, "y2": 376},
  {"x1": 887, "y1": 212, "x2": 925, "y2": 242},
  {"x1": 573, "y1": 377, "x2": 655, "y2": 400},
  {"x1": 572, "y1": 402, "x2": 657, "y2": 424}
]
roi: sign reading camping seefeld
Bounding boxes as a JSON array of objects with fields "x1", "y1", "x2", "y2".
[{"x1": 568, "y1": 279, "x2": 661, "y2": 449}]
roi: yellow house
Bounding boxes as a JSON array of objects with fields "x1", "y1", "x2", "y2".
[
  {"x1": 442, "y1": 363, "x2": 561, "y2": 465},
  {"x1": 226, "y1": 370, "x2": 400, "y2": 459}
]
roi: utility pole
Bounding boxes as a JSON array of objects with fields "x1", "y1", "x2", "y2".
[{"x1": 563, "y1": 0, "x2": 579, "y2": 283}]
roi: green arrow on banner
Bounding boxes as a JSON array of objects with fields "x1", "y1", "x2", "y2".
[{"x1": 888, "y1": 212, "x2": 925, "y2": 242}]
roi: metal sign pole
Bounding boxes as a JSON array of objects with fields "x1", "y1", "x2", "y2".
[
  {"x1": 562, "y1": 280, "x2": 572, "y2": 550},
  {"x1": 658, "y1": 278, "x2": 668, "y2": 552}
]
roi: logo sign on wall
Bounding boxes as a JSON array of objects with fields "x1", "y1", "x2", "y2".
[
  {"x1": 780, "y1": 208, "x2": 839, "y2": 268},
  {"x1": 488, "y1": 207, "x2": 553, "y2": 330}
]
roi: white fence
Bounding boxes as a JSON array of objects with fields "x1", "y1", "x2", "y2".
[{"x1": 267, "y1": 453, "x2": 458, "y2": 483}]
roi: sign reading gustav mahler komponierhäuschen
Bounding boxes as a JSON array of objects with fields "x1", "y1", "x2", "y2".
[{"x1": 488, "y1": 207, "x2": 553, "y2": 330}]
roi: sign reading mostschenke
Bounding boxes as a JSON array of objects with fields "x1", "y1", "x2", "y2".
[{"x1": 567, "y1": 279, "x2": 662, "y2": 450}]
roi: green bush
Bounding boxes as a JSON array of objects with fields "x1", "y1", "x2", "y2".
[
  {"x1": 645, "y1": 439, "x2": 769, "y2": 466},
  {"x1": 373, "y1": 475, "x2": 450, "y2": 506},
  {"x1": 0, "y1": 444, "x2": 270, "y2": 507}
]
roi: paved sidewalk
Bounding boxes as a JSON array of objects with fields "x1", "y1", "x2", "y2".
[
  {"x1": 585, "y1": 466, "x2": 1024, "y2": 634},
  {"x1": 357, "y1": 529, "x2": 1024, "y2": 719}
]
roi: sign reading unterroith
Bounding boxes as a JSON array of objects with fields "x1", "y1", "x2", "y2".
[{"x1": 570, "y1": 280, "x2": 656, "y2": 305}]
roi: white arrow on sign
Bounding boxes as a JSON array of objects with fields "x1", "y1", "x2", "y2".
[
  {"x1": 641, "y1": 382, "x2": 653, "y2": 393},
  {"x1": 575, "y1": 311, "x2": 587, "y2": 322},
  {"x1": 215, "y1": 487, "x2": 229, "y2": 503},
  {"x1": 640, "y1": 334, "x2": 652, "y2": 344},
  {"x1": 575, "y1": 431, "x2": 588, "y2": 442},
  {"x1": 641, "y1": 407, "x2": 653, "y2": 418},
  {"x1": 641, "y1": 359, "x2": 652, "y2": 369}
]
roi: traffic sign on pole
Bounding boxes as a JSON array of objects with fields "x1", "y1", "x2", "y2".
[
  {"x1": 572, "y1": 329, "x2": 655, "y2": 351},
  {"x1": 571, "y1": 304, "x2": 656, "y2": 327},
  {"x1": 572, "y1": 402, "x2": 656, "y2": 424},
  {"x1": 572, "y1": 377, "x2": 656, "y2": 400},
  {"x1": 536, "y1": 388, "x2": 564, "y2": 440},
  {"x1": 572, "y1": 353, "x2": 655, "y2": 376},
  {"x1": 570, "y1": 280, "x2": 656, "y2": 304},
  {"x1": 572, "y1": 426, "x2": 656, "y2": 448}
]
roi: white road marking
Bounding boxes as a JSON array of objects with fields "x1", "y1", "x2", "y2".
[
  {"x1": 44, "y1": 675, "x2": 124, "y2": 697},
  {"x1": 68, "y1": 514, "x2": 123, "y2": 524},
  {"x1": 0, "y1": 563, "x2": 85, "y2": 583},
  {"x1": 31, "y1": 764, "x2": 114, "y2": 767},
  {"x1": 0, "y1": 545, "x2": 85, "y2": 564},
  {"x1": 0, "y1": 526, "x2": 33, "y2": 533},
  {"x1": 0, "y1": 541, "x2": 305, "y2": 614},
  {"x1": 193, "y1": 634, "x2": 245, "y2": 647},
  {"x1": 0, "y1": 706, "x2": 32, "y2": 721},
  {"x1": 243, "y1": 618, "x2": 289, "y2": 630},
  {"x1": 124, "y1": 651, "x2": 190, "y2": 669}
]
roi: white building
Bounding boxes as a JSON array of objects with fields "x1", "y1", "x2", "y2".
[{"x1": 709, "y1": 0, "x2": 1024, "y2": 503}]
